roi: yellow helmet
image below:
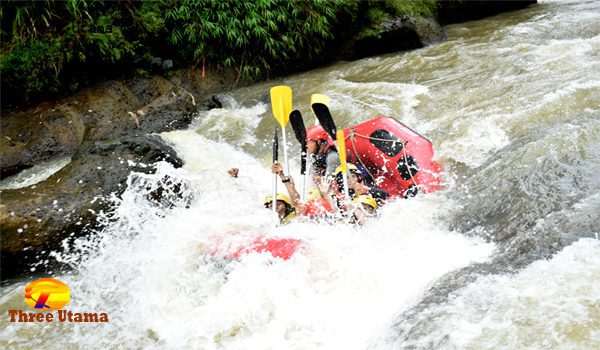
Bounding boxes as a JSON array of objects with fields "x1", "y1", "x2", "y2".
[
  {"x1": 334, "y1": 163, "x2": 359, "y2": 176},
  {"x1": 264, "y1": 193, "x2": 292, "y2": 207},
  {"x1": 352, "y1": 194, "x2": 378, "y2": 209}
]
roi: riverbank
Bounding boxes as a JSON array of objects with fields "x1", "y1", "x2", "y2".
[{"x1": 1, "y1": 1, "x2": 537, "y2": 279}]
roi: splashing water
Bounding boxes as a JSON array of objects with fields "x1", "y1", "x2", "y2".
[
  {"x1": 2, "y1": 0, "x2": 600, "y2": 348},
  {"x1": 2, "y1": 132, "x2": 491, "y2": 349},
  {"x1": 0, "y1": 157, "x2": 71, "y2": 190},
  {"x1": 378, "y1": 239, "x2": 600, "y2": 350}
]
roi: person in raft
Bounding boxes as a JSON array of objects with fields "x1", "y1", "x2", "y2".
[
  {"x1": 349, "y1": 194, "x2": 379, "y2": 225},
  {"x1": 306, "y1": 125, "x2": 386, "y2": 205},
  {"x1": 306, "y1": 125, "x2": 340, "y2": 181},
  {"x1": 271, "y1": 161, "x2": 380, "y2": 225},
  {"x1": 227, "y1": 167, "x2": 299, "y2": 225},
  {"x1": 271, "y1": 162, "x2": 335, "y2": 220},
  {"x1": 326, "y1": 164, "x2": 379, "y2": 224},
  {"x1": 263, "y1": 193, "x2": 297, "y2": 225},
  {"x1": 333, "y1": 164, "x2": 389, "y2": 207}
]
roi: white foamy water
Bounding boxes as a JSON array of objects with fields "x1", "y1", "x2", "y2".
[
  {"x1": 326, "y1": 79, "x2": 431, "y2": 130},
  {"x1": 1, "y1": 131, "x2": 492, "y2": 349},
  {"x1": 3, "y1": 0, "x2": 600, "y2": 348},
  {"x1": 0, "y1": 157, "x2": 71, "y2": 190},
  {"x1": 195, "y1": 96, "x2": 267, "y2": 147},
  {"x1": 378, "y1": 239, "x2": 600, "y2": 350}
]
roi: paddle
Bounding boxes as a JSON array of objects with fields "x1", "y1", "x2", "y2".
[
  {"x1": 270, "y1": 86, "x2": 292, "y2": 175},
  {"x1": 311, "y1": 103, "x2": 337, "y2": 140},
  {"x1": 336, "y1": 129, "x2": 350, "y2": 199},
  {"x1": 271, "y1": 129, "x2": 279, "y2": 216},
  {"x1": 311, "y1": 101, "x2": 350, "y2": 199},
  {"x1": 290, "y1": 110, "x2": 308, "y2": 200}
]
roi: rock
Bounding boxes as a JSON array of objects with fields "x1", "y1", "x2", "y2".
[
  {"x1": 437, "y1": 0, "x2": 537, "y2": 25},
  {"x1": 146, "y1": 174, "x2": 193, "y2": 210},
  {"x1": 162, "y1": 59, "x2": 174, "y2": 70},
  {"x1": 0, "y1": 75, "x2": 197, "y2": 176},
  {"x1": 342, "y1": 15, "x2": 446, "y2": 60},
  {"x1": 200, "y1": 95, "x2": 223, "y2": 110},
  {"x1": 85, "y1": 135, "x2": 184, "y2": 167},
  {"x1": 0, "y1": 107, "x2": 84, "y2": 179},
  {"x1": 0, "y1": 135, "x2": 184, "y2": 279},
  {"x1": 150, "y1": 56, "x2": 162, "y2": 66},
  {"x1": 74, "y1": 78, "x2": 197, "y2": 141},
  {"x1": 0, "y1": 67, "x2": 240, "y2": 279},
  {"x1": 411, "y1": 16, "x2": 447, "y2": 45}
]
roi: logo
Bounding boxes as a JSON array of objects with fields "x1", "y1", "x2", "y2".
[
  {"x1": 24, "y1": 278, "x2": 70, "y2": 310},
  {"x1": 8, "y1": 277, "x2": 109, "y2": 323}
]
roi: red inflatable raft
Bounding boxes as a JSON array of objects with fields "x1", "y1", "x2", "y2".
[
  {"x1": 228, "y1": 238, "x2": 301, "y2": 260},
  {"x1": 210, "y1": 118, "x2": 440, "y2": 262},
  {"x1": 339, "y1": 116, "x2": 442, "y2": 198},
  {"x1": 210, "y1": 236, "x2": 302, "y2": 261}
]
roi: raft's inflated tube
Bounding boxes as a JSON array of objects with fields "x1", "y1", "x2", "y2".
[
  {"x1": 227, "y1": 238, "x2": 302, "y2": 260},
  {"x1": 343, "y1": 116, "x2": 443, "y2": 198}
]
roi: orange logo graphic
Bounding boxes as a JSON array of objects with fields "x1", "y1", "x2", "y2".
[{"x1": 24, "y1": 278, "x2": 70, "y2": 310}]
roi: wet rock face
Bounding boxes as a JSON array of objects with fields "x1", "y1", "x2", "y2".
[
  {"x1": 0, "y1": 135, "x2": 184, "y2": 279},
  {"x1": 0, "y1": 75, "x2": 195, "y2": 179},
  {"x1": 0, "y1": 71, "x2": 230, "y2": 279},
  {"x1": 358, "y1": 16, "x2": 444, "y2": 56},
  {"x1": 0, "y1": 108, "x2": 84, "y2": 179},
  {"x1": 437, "y1": 0, "x2": 538, "y2": 25},
  {"x1": 342, "y1": 16, "x2": 446, "y2": 60},
  {"x1": 338, "y1": 1, "x2": 538, "y2": 61}
]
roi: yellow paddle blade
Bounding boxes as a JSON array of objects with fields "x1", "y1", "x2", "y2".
[
  {"x1": 311, "y1": 93, "x2": 330, "y2": 106},
  {"x1": 336, "y1": 129, "x2": 347, "y2": 174},
  {"x1": 270, "y1": 86, "x2": 292, "y2": 128}
]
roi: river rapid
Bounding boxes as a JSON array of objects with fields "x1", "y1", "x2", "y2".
[{"x1": 1, "y1": 0, "x2": 599, "y2": 349}]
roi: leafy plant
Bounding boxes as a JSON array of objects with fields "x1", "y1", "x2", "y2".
[
  {"x1": 163, "y1": 0, "x2": 354, "y2": 80},
  {"x1": 0, "y1": 39, "x2": 64, "y2": 102},
  {"x1": 1, "y1": 0, "x2": 436, "y2": 108}
]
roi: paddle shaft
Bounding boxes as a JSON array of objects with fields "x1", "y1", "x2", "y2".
[
  {"x1": 281, "y1": 126, "x2": 290, "y2": 175},
  {"x1": 300, "y1": 147, "x2": 312, "y2": 202},
  {"x1": 272, "y1": 176, "x2": 278, "y2": 216},
  {"x1": 272, "y1": 130, "x2": 278, "y2": 217},
  {"x1": 342, "y1": 170, "x2": 350, "y2": 199},
  {"x1": 336, "y1": 129, "x2": 350, "y2": 199},
  {"x1": 302, "y1": 152, "x2": 309, "y2": 202}
]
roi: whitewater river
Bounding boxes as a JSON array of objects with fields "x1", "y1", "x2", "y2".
[{"x1": 2, "y1": 0, "x2": 599, "y2": 348}]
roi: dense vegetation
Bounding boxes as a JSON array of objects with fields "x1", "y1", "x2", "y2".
[{"x1": 1, "y1": 0, "x2": 437, "y2": 108}]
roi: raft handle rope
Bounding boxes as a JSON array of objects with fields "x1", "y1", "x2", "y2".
[{"x1": 348, "y1": 130, "x2": 419, "y2": 193}]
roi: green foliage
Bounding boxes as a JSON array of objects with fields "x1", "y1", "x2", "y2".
[
  {"x1": 0, "y1": 39, "x2": 64, "y2": 102},
  {"x1": 359, "y1": 8, "x2": 393, "y2": 40},
  {"x1": 1, "y1": 1, "x2": 140, "y2": 106},
  {"x1": 62, "y1": 9, "x2": 137, "y2": 65},
  {"x1": 162, "y1": 0, "x2": 354, "y2": 80},
  {"x1": 1, "y1": 0, "x2": 58, "y2": 44},
  {"x1": 1, "y1": 0, "x2": 433, "y2": 108},
  {"x1": 134, "y1": 2, "x2": 166, "y2": 38},
  {"x1": 383, "y1": 0, "x2": 437, "y2": 18}
]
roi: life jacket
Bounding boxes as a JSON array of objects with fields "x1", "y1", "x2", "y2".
[
  {"x1": 301, "y1": 189, "x2": 335, "y2": 218},
  {"x1": 302, "y1": 197, "x2": 334, "y2": 218}
]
